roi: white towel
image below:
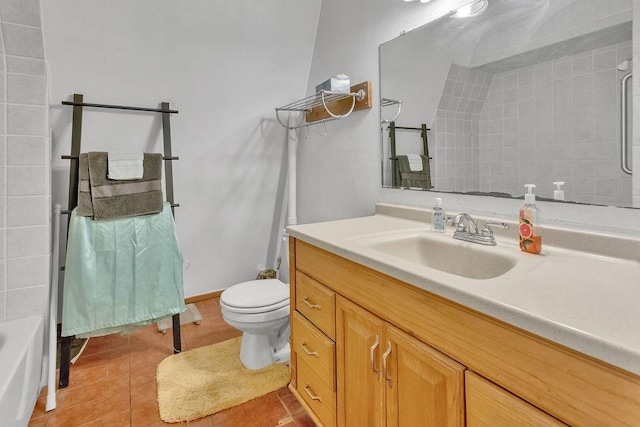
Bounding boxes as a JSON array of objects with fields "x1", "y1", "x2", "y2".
[
  {"x1": 107, "y1": 151, "x2": 144, "y2": 180},
  {"x1": 406, "y1": 154, "x2": 423, "y2": 172}
]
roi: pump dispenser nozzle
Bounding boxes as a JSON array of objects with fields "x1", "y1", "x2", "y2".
[
  {"x1": 553, "y1": 181, "x2": 565, "y2": 201},
  {"x1": 524, "y1": 184, "x2": 536, "y2": 204}
]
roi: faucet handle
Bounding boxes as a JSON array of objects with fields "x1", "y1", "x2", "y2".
[
  {"x1": 451, "y1": 214, "x2": 467, "y2": 232},
  {"x1": 482, "y1": 221, "x2": 509, "y2": 237}
]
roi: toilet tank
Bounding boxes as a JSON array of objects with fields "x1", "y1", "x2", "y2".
[{"x1": 278, "y1": 233, "x2": 290, "y2": 284}]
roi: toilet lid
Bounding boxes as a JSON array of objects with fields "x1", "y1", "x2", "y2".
[{"x1": 221, "y1": 279, "x2": 289, "y2": 310}]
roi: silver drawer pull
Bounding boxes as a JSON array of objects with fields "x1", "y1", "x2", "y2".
[
  {"x1": 304, "y1": 383, "x2": 323, "y2": 402},
  {"x1": 383, "y1": 341, "x2": 392, "y2": 388},
  {"x1": 370, "y1": 334, "x2": 380, "y2": 376},
  {"x1": 303, "y1": 296, "x2": 321, "y2": 309},
  {"x1": 301, "y1": 342, "x2": 319, "y2": 357}
]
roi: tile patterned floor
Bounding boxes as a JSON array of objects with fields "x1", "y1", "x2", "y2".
[{"x1": 29, "y1": 298, "x2": 314, "y2": 427}]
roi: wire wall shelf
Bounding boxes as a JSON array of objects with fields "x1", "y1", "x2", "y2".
[{"x1": 275, "y1": 81, "x2": 372, "y2": 131}]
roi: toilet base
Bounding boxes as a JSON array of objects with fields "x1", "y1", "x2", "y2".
[{"x1": 239, "y1": 332, "x2": 290, "y2": 370}]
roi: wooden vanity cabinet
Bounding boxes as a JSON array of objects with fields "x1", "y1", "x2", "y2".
[
  {"x1": 289, "y1": 238, "x2": 640, "y2": 426},
  {"x1": 337, "y1": 296, "x2": 465, "y2": 426}
]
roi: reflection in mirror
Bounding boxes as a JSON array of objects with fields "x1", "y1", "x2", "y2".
[{"x1": 380, "y1": 0, "x2": 635, "y2": 208}]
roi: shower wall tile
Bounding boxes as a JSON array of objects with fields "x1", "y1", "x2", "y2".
[
  {"x1": 7, "y1": 136, "x2": 45, "y2": 165},
  {"x1": 0, "y1": 167, "x2": 6, "y2": 198},
  {"x1": 7, "y1": 56, "x2": 45, "y2": 75},
  {"x1": 2, "y1": 23, "x2": 43, "y2": 58},
  {"x1": 0, "y1": 0, "x2": 41, "y2": 27},
  {"x1": 7, "y1": 196, "x2": 45, "y2": 226},
  {"x1": 0, "y1": 229, "x2": 6, "y2": 261},
  {"x1": 8, "y1": 74, "x2": 45, "y2": 105},
  {"x1": 7, "y1": 166, "x2": 45, "y2": 195},
  {"x1": 7, "y1": 105, "x2": 45, "y2": 136},
  {"x1": 6, "y1": 286, "x2": 46, "y2": 320},
  {"x1": 7, "y1": 226, "x2": 47, "y2": 258},
  {"x1": 0, "y1": 292, "x2": 5, "y2": 321},
  {"x1": 7, "y1": 256, "x2": 45, "y2": 289}
]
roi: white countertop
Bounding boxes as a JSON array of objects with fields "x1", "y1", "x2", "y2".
[{"x1": 287, "y1": 203, "x2": 640, "y2": 376}]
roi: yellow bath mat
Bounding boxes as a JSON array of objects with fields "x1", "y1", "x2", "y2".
[{"x1": 156, "y1": 337, "x2": 290, "y2": 423}]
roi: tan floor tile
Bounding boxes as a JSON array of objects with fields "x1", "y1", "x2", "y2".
[
  {"x1": 291, "y1": 409, "x2": 316, "y2": 427},
  {"x1": 27, "y1": 414, "x2": 50, "y2": 427},
  {"x1": 81, "y1": 335, "x2": 113, "y2": 357},
  {"x1": 278, "y1": 391, "x2": 302, "y2": 416},
  {"x1": 77, "y1": 419, "x2": 106, "y2": 426},
  {"x1": 29, "y1": 395, "x2": 50, "y2": 421},
  {"x1": 56, "y1": 378, "x2": 107, "y2": 410},
  {"x1": 130, "y1": 395, "x2": 162, "y2": 426},
  {"x1": 47, "y1": 398, "x2": 106, "y2": 427},
  {"x1": 102, "y1": 410, "x2": 132, "y2": 427},
  {"x1": 30, "y1": 297, "x2": 302, "y2": 427},
  {"x1": 106, "y1": 352, "x2": 131, "y2": 377}
]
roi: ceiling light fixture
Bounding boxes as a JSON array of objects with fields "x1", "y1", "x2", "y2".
[
  {"x1": 451, "y1": 0, "x2": 488, "y2": 18},
  {"x1": 403, "y1": 0, "x2": 432, "y2": 3}
]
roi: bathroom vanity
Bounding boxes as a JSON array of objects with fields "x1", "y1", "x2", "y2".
[{"x1": 287, "y1": 204, "x2": 640, "y2": 426}]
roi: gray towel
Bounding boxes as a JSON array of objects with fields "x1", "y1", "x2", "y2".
[
  {"x1": 397, "y1": 155, "x2": 433, "y2": 189},
  {"x1": 77, "y1": 152, "x2": 164, "y2": 220}
]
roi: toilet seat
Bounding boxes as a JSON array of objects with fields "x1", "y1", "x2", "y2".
[{"x1": 220, "y1": 279, "x2": 289, "y2": 315}]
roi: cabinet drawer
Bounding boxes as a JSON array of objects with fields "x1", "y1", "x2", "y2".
[
  {"x1": 292, "y1": 311, "x2": 336, "y2": 390},
  {"x1": 466, "y1": 371, "x2": 567, "y2": 426},
  {"x1": 298, "y1": 357, "x2": 336, "y2": 427},
  {"x1": 296, "y1": 272, "x2": 335, "y2": 339}
]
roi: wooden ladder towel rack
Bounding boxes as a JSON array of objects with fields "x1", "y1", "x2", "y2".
[
  {"x1": 58, "y1": 93, "x2": 181, "y2": 388},
  {"x1": 388, "y1": 121, "x2": 431, "y2": 188}
]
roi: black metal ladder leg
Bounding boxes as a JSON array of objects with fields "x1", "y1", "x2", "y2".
[
  {"x1": 172, "y1": 314, "x2": 182, "y2": 354},
  {"x1": 59, "y1": 336, "x2": 72, "y2": 388}
]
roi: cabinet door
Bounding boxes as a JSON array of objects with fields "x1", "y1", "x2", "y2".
[
  {"x1": 385, "y1": 324, "x2": 465, "y2": 427},
  {"x1": 336, "y1": 296, "x2": 385, "y2": 427}
]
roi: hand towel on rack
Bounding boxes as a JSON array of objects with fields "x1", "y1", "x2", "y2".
[
  {"x1": 77, "y1": 151, "x2": 164, "y2": 220},
  {"x1": 405, "y1": 154, "x2": 424, "y2": 172},
  {"x1": 61, "y1": 202, "x2": 185, "y2": 338},
  {"x1": 107, "y1": 151, "x2": 144, "y2": 180}
]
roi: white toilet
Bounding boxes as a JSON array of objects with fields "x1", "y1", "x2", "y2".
[{"x1": 220, "y1": 278, "x2": 291, "y2": 370}]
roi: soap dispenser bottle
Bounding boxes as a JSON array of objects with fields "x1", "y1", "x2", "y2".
[
  {"x1": 431, "y1": 198, "x2": 446, "y2": 232},
  {"x1": 519, "y1": 184, "x2": 542, "y2": 254},
  {"x1": 553, "y1": 181, "x2": 565, "y2": 201}
]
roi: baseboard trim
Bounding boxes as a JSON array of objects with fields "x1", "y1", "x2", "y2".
[{"x1": 185, "y1": 291, "x2": 223, "y2": 304}]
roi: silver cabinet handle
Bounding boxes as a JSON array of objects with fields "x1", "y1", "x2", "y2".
[
  {"x1": 301, "y1": 342, "x2": 319, "y2": 357},
  {"x1": 382, "y1": 341, "x2": 392, "y2": 388},
  {"x1": 303, "y1": 296, "x2": 321, "y2": 309},
  {"x1": 370, "y1": 334, "x2": 380, "y2": 376},
  {"x1": 304, "y1": 383, "x2": 323, "y2": 402}
]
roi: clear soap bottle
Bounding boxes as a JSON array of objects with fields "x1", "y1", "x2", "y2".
[
  {"x1": 431, "y1": 198, "x2": 445, "y2": 232},
  {"x1": 519, "y1": 184, "x2": 542, "y2": 254}
]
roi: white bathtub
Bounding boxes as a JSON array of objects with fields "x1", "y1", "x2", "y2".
[{"x1": 0, "y1": 315, "x2": 44, "y2": 427}]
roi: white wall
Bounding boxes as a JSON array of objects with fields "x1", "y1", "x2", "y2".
[
  {"x1": 42, "y1": 0, "x2": 321, "y2": 296},
  {"x1": 297, "y1": 0, "x2": 473, "y2": 225}
]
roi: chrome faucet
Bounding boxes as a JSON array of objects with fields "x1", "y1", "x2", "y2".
[{"x1": 451, "y1": 213, "x2": 509, "y2": 246}]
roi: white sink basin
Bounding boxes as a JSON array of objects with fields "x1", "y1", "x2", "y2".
[{"x1": 351, "y1": 232, "x2": 517, "y2": 280}]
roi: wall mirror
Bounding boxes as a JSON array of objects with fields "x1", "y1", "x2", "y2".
[{"x1": 380, "y1": 0, "x2": 635, "y2": 208}]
